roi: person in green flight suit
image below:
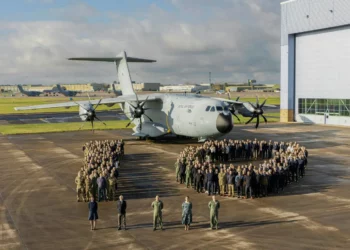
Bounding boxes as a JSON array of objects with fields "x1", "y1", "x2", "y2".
[
  {"x1": 185, "y1": 164, "x2": 193, "y2": 188},
  {"x1": 208, "y1": 195, "x2": 220, "y2": 230},
  {"x1": 151, "y1": 195, "x2": 164, "y2": 231}
]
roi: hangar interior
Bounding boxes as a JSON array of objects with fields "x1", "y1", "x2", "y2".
[{"x1": 280, "y1": 0, "x2": 350, "y2": 126}]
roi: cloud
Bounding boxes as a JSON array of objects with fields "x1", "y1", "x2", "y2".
[{"x1": 0, "y1": 1, "x2": 283, "y2": 85}]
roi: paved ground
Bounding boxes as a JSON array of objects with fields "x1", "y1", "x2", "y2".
[{"x1": 1, "y1": 123, "x2": 350, "y2": 250}]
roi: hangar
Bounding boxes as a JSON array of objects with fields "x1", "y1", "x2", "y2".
[{"x1": 280, "y1": 0, "x2": 350, "y2": 126}]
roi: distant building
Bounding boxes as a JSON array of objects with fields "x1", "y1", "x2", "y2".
[
  {"x1": 160, "y1": 85, "x2": 195, "y2": 92},
  {"x1": 133, "y1": 82, "x2": 160, "y2": 91}
]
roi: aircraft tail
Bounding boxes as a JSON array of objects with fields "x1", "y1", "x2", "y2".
[
  {"x1": 68, "y1": 51, "x2": 156, "y2": 96},
  {"x1": 112, "y1": 83, "x2": 117, "y2": 93},
  {"x1": 56, "y1": 84, "x2": 64, "y2": 93},
  {"x1": 17, "y1": 85, "x2": 25, "y2": 93}
]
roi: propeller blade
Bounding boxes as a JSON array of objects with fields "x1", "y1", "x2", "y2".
[
  {"x1": 255, "y1": 115, "x2": 260, "y2": 129},
  {"x1": 143, "y1": 113, "x2": 153, "y2": 122},
  {"x1": 140, "y1": 96, "x2": 149, "y2": 107},
  {"x1": 87, "y1": 93, "x2": 91, "y2": 102},
  {"x1": 262, "y1": 114, "x2": 268, "y2": 123},
  {"x1": 260, "y1": 99, "x2": 267, "y2": 108},
  {"x1": 126, "y1": 117, "x2": 135, "y2": 128},
  {"x1": 93, "y1": 99, "x2": 103, "y2": 111},
  {"x1": 91, "y1": 120, "x2": 94, "y2": 133},
  {"x1": 95, "y1": 116, "x2": 106, "y2": 126},
  {"x1": 248, "y1": 101, "x2": 257, "y2": 110},
  {"x1": 245, "y1": 116, "x2": 255, "y2": 125},
  {"x1": 233, "y1": 113, "x2": 241, "y2": 122},
  {"x1": 135, "y1": 93, "x2": 140, "y2": 105},
  {"x1": 236, "y1": 97, "x2": 240, "y2": 101},
  {"x1": 127, "y1": 102, "x2": 137, "y2": 109}
]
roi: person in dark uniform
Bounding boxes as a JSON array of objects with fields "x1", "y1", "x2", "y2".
[
  {"x1": 88, "y1": 197, "x2": 98, "y2": 230},
  {"x1": 195, "y1": 169, "x2": 203, "y2": 193},
  {"x1": 117, "y1": 195, "x2": 127, "y2": 230},
  {"x1": 207, "y1": 169, "x2": 214, "y2": 196}
]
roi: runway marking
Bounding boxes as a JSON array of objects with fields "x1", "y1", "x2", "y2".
[
  {"x1": 191, "y1": 229, "x2": 256, "y2": 250},
  {"x1": 0, "y1": 223, "x2": 17, "y2": 240},
  {"x1": 51, "y1": 147, "x2": 79, "y2": 159},
  {"x1": 5, "y1": 149, "x2": 42, "y2": 169},
  {"x1": 15, "y1": 187, "x2": 68, "y2": 193},
  {"x1": 258, "y1": 207, "x2": 338, "y2": 232},
  {"x1": 0, "y1": 242, "x2": 21, "y2": 249},
  {"x1": 303, "y1": 193, "x2": 350, "y2": 210}
]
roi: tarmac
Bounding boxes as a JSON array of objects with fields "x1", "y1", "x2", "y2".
[
  {"x1": 0, "y1": 110, "x2": 127, "y2": 124},
  {"x1": 0, "y1": 123, "x2": 350, "y2": 250}
]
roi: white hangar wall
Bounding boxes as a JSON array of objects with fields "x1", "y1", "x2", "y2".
[{"x1": 280, "y1": 0, "x2": 350, "y2": 126}]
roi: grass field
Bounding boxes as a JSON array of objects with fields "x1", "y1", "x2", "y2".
[
  {"x1": 0, "y1": 120, "x2": 132, "y2": 135},
  {"x1": 0, "y1": 97, "x2": 120, "y2": 114}
]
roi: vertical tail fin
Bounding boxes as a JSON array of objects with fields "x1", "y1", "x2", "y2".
[
  {"x1": 115, "y1": 51, "x2": 134, "y2": 96},
  {"x1": 68, "y1": 51, "x2": 156, "y2": 96},
  {"x1": 17, "y1": 85, "x2": 25, "y2": 93},
  {"x1": 56, "y1": 84, "x2": 64, "y2": 93}
]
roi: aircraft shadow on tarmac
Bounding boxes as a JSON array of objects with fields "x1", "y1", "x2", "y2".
[{"x1": 118, "y1": 153, "x2": 180, "y2": 199}]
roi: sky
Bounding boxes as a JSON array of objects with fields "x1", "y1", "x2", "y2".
[{"x1": 0, "y1": 0, "x2": 284, "y2": 85}]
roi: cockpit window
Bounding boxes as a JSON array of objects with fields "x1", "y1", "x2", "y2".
[
  {"x1": 210, "y1": 106, "x2": 215, "y2": 112},
  {"x1": 223, "y1": 106, "x2": 229, "y2": 112},
  {"x1": 205, "y1": 106, "x2": 211, "y2": 111},
  {"x1": 216, "y1": 106, "x2": 223, "y2": 112}
]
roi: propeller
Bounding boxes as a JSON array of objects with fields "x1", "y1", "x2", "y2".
[
  {"x1": 76, "y1": 95, "x2": 106, "y2": 133},
  {"x1": 245, "y1": 96, "x2": 268, "y2": 129},
  {"x1": 227, "y1": 96, "x2": 241, "y2": 122},
  {"x1": 125, "y1": 95, "x2": 152, "y2": 131}
]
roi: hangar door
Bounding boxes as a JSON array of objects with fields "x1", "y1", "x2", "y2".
[{"x1": 295, "y1": 26, "x2": 350, "y2": 126}]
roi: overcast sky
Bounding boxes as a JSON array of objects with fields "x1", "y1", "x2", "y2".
[{"x1": 0, "y1": 0, "x2": 284, "y2": 85}]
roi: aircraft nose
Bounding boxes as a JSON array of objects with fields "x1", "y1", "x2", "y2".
[{"x1": 216, "y1": 113, "x2": 233, "y2": 134}]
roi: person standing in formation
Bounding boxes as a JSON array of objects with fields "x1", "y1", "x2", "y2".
[
  {"x1": 117, "y1": 195, "x2": 127, "y2": 230},
  {"x1": 208, "y1": 195, "x2": 220, "y2": 230},
  {"x1": 151, "y1": 195, "x2": 164, "y2": 231},
  {"x1": 88, "y1": 197, "x2": 98, "y2": 230},
  {"x1": 182, "y1": 196, "x2": 192, "y2": 231}
]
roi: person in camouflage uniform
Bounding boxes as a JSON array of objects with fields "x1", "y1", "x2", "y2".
[
  {"x1": 85, "y1": 175, "x2": 92, "y2": 202},
  {"x1": 108, "y1": 174, "x2": 117, "y2": 201},
  {"x1": 75, "y1": 172, "x2": 84, "y2": 202}
]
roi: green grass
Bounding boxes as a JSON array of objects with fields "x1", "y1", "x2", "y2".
[
  {"x1": 0, "y1": 120, "x2": 132, "y2": 135},
  {"x1": 0, "y1": 97, "x2": 120, "y2": 114}
]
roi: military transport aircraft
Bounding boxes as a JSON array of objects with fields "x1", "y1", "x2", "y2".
[
  {"x1": 15, "y1": 51, "x2": 275, "y2": 141},
  {"x1": 17, "y1": 85, "x2": 42, "y2": 96},
  {"x1": 56, "y1": 84, "x2": 80, "y2": 97}
]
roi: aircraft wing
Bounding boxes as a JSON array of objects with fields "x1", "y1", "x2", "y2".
[
  {"x1": 14, "y1": 94, "x2": 162, "y2": 111},
  {"x1": 214, "y1": 98, "x2": 277, "y2": 108}
]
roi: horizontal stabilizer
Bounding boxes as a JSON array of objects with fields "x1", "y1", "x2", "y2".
[{"x1": 68, "y1": 57, "x2": 156, "y2": 63}]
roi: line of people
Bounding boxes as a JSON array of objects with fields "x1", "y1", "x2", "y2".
[
  {"x1": 75, "y1": 139, "x2": 124, "y2": 202},
  {"x1": 88, "y1": 194, "x2": 221, "y2": 231},
  {"x1": 174, "y1": 139, "x2": 308, "y2": 199}
]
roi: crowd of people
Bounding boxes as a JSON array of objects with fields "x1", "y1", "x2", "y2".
[
  {"x1": 174, "y1": 139, "x2": 308, "y2": 199},
  {"x1": 75, "y1": 139, "x2": 124, "y2": 202}
]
